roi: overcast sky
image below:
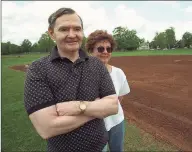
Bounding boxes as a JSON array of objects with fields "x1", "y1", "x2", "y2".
[{"x1": 2, "y1": 1, "x2": 192, "y2": 45}]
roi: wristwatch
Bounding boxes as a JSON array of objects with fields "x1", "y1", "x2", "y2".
[{"x1": 79, "y1": 101, "x2": 87, "y2": 113}]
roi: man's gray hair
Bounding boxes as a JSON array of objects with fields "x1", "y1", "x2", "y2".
[{"x1": 48, "y1": 7, "x2": 84, "y2": 29}]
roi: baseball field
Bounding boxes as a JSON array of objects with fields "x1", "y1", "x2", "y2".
[{"x1": 2, "y1": 49, "x2": 192, "y2": 151}]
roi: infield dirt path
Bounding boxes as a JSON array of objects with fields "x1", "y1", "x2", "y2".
[{"x1": 110, "y1": 55, "x2": 192, "y2": 151}]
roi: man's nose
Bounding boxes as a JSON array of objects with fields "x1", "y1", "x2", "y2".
[{"x1": 68, "y1": 29, "x2": 76, "y2": 38}]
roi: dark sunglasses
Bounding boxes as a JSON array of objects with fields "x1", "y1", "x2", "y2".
[{"x1": 96, "y1": 46, "x2": 112, "y2": 53}]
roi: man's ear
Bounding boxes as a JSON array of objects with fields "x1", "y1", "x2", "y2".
[{"x1": 48, "y1": 28, "x2": 55, "y2": 41}]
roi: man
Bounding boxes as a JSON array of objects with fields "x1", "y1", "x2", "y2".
[{"x1": 24, "y1": 7, "x2": 118, "y2": 152}]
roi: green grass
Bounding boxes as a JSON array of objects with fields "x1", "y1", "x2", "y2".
[
  {"x1": 123, "y1": 122, "x2": 177, "y2": 151},
  {"x1": 1, "y1": 52, "x2": 182, "y2": 151},
  {"x1": 2, "y1": 57, "x2": 46, "y2": 151},
  {"x1": 112, "y1": 49, "x2": 192, "y2": 57},
  {"x1": 2, "y1": 49, "x2": 192, "y2": 60}
]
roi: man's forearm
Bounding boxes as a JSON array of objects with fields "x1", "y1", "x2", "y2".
[
  {"x1": 83, "y1": 94, "x2": 118, "y2": 119},
  {"x1": 31, "y1": 111, "x2": 94, "y2": 140},
  {"x1": 47, "y1": 115, "x2": 94, "y2": 139}
]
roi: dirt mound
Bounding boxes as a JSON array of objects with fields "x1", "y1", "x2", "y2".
[{"x1": 9, "y1": 65, "x2": 28, "y2": 72}]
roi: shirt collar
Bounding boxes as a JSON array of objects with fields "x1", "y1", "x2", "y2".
[{"x1": 50, "y1": 45, "x2": 89, "y2": 62}]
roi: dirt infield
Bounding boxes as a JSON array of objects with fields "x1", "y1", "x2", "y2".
[
  {"x1": 110, "y1": 55, "x2": 192, "y2": 151},
  {"x1": 10, "y1": 55, "x2": 192, "y2": 151}
]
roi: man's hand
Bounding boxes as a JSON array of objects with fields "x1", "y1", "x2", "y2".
[
  {"x1": 56, "y1": 101, "x2": 81, "y2": 116},
  {"x1": 83, "y1": 94, "x2": 118, "y2": 118}
]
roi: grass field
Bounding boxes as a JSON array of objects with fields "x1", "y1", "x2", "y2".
[
  {"x1": 2, "y1": 48, "x2": 192, "y2": 59},
  {"x1": 112, "y1": 49, "x2": 192, "y2": 56},
  {"x1": 2, "y1": 49, "x2": 190, "y2": 151}
]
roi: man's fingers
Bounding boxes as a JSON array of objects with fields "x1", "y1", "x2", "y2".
[{"x1": 58, "y1": 112, "x2": 66, "y2": 116}]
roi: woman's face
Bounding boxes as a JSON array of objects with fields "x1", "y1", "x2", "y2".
[{"x1": 91, "y1": 40, "x2": 112, "y2": 64}]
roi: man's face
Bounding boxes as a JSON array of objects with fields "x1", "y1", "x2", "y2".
[
  {"x1": 49, "y1": 13, "x2": 84, "y2": 53},
  {"x1": 91, "y1": 40, "x2": 112, "y2": 64}
]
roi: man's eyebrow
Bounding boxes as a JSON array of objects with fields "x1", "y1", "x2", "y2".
[
  {"x1": 58, "y1": 26, "x2": 68, "y2": 29},
  {"x1": 58, "y1": 25, "x2": 82, "y2": 29}
]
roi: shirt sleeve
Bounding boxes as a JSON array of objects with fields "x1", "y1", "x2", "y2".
[
  {"x1": 119, "y1": 69, "x2": 130, "y2": 96},
  {"x1": 98, "y1": 61, "x2": 116, "y2": 98},
  {"x1": 24, "y1": 61, "x2": 56, "y2": 115}
]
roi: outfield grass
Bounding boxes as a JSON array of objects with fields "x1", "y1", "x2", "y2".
[
  {"x1": 2, "y1": 49, "x2": 192, "y2": 60},
  {"x1": 1, "y1": 51, "x2": 184, "y2": 151},
  {"x1": 112, "y1": 49, "x2": 192, "y2": 57}
]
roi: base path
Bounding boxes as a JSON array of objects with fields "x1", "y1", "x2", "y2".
[{"x1": 10, "y1": 55, "x2": 192, "y2": 151}]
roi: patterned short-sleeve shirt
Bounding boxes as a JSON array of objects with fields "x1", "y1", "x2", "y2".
[{"x1": 24, "y1": 46, "x2": 116, "y2": 152}]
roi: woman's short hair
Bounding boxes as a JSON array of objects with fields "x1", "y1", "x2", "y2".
[{"x1": 86, "y1": 30, "x2": 116, "y2": 53}]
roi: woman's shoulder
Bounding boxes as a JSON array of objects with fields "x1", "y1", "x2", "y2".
[{"x1": 111, "y1": 66, "x2": 125, "y2": 75}]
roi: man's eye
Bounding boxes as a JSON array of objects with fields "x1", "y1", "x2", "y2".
[
  {"x1": 75, "y1": 28, "x2": 81, "y2": 31},
  {"x1": 60, "y1": 28, "x2": 68, "y2": 31}
]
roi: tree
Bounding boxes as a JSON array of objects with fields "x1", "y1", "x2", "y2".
[
  {"x1": 149, "y1": 40, "x2": 157, "y2": 49},
  {"x1": 152, "y1": 32, "x2": 159, "y2": 49},
  {"x1": 113, "y1": 26, "x2": 127, "y2": 51},
  {"x1": 175, "y1": 39, "x2": 185, "y2": 48},
  {"x1": 9, "y1": 43, "x2": 21, "y2": 54},
  {"x1": 1, "y1": 42, "x2": 10, "y2": 55},
  {"x1": 165, "y1": 27, "x2": 176, "y2": 49},
  {"x1": 20, "y1": 39, "x2": 32, "y2": 53},
  {"x1": 152, "y1": 32, "x2": 167, "y2": 49},
  {"x1": 182, "y1": 32, "x2": 192, "y2": 48},
  {"x1": 1, "y1": 42, "x2": 21, "y2": 55},
  {"x1": 157, "y1": 32, "x2": 167, "y2": 49},
  {"x1": 81, "y1": 36, "x2": 87, "y2": 51},
  {"x1": 113, "y1": 26, "x2": 141, "y2": 51},
  {"x1": 37, "y1": 31, "x2": 55, "y2": 52},
  {"x1": 31, "y1": 43, "x2": 41, "y2": 52}
]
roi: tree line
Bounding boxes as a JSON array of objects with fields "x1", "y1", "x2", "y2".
[{"x1": 2, "y1": 26, "x2": 192, "y2": 55}]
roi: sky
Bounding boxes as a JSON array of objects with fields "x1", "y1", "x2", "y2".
[{"x1": 2, "y1": 1, "x2": 192, "y2": 45}]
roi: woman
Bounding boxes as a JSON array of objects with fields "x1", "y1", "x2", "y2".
[{"x1": 86, "y1": 30, "x2": 130, "y2": 152}]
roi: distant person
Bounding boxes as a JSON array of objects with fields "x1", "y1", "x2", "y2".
[
  {"x1": 24, "y1": 8, "x2": 118, "y2": 152},
  {"x1": 86, "y1": 30, "x2": 130, "y2": 152}
]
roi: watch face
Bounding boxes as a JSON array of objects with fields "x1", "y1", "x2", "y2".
[{"x1": 80, "y1": 104, "x2": 86, "y2": 110}]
